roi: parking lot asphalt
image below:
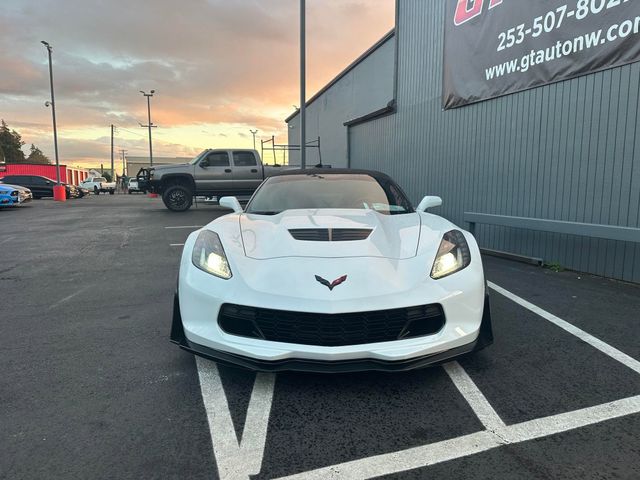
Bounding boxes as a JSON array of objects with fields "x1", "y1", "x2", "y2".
[{"x1": 1, "y1": 195, "x2": 639, "y2": 480}]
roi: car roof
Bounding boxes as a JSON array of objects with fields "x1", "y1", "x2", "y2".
[{"x1": 269, "y1": 168, "x2": 395, "y2": 183}]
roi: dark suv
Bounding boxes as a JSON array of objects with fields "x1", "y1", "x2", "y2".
[{"x1": 0, "y1": 175, "x2": 80, "y2": 199}]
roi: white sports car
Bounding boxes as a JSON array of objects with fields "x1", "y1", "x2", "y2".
[{"x1": 171, "y1": 169, "x2": 492, "y2": 372}]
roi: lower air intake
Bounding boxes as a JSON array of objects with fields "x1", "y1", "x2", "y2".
[{"x1": 218, "y1": 304, "x2": 445, "y2": 347}]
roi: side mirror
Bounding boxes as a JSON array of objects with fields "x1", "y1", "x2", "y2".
[
  {"x1": 417, "y1": 196, "x2": 442, "y2": 212},
  {"x1": 199, "y1": 162, "x2": 208, "y2": 168},
  {"x1": 219, "y1": 196, "x2": 243, "y2": 213}
]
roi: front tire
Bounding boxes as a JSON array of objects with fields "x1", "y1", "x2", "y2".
[
  {"x1": 94, "y1": 187, "x2": 100, "y2": 195},
  {"x1": 162, "y1": 185, "x2": 193, "y2": 212}
]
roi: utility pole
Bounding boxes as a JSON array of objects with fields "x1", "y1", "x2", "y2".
[
  {"x1": 139, "y1": 90, "x2": 156, "y2": 166},
  {"x1": 41, "y1": 41, "x2": 61, "y2": 186},
  {"x1": 300, "y1": 0, "x2": 306, "y2": 169},
  {"x1": 119, "y1": 149, "x2": 128, "y2": 177},
  {"x1": 110, "y1": 124, "x2": 116, "y2": 181},
  {"x1": 250, "y1": 129, "x2": 258, "y2": 150}
]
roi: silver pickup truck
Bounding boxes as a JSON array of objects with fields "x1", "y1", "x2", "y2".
[{"x1": 137, "y1": 149, "x2": 299, "y2": 212}]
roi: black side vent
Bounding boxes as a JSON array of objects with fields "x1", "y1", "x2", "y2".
[{"x1": 289, "y1": 228, "x2": 372, "y2": 242}]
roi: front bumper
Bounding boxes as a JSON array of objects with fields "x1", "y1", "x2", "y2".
[
  {"x1": 136, "y1": 169, "x2": 160, "y2": 193},
  {"x1": 170, "y1": 292, "x2": 493, "y2": 373},
  {"x1": 0, "y1": 195, "x2": 15, "y2": 206}
]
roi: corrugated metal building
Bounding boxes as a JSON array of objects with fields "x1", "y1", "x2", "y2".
[
  {"x1": 286, "y1": 30, "x2": 396, "y2": 167},
  {"x1": 287, "y1": 0, "x2": 640, "y2": 283}
]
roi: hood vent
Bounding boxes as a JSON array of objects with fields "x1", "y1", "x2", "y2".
[{"x1": 288, "y1": 228, "x2": 372, "y2": 242}]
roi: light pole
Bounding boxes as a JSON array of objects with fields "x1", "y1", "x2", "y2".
[
  {"x1": 140, "y1": 90, "x2": 155, "y2": 166},
  {"x1": 41, "y1": 41, "x2": 62, "y2": 190},
  {"x1": 300, "y1": 0, "x2": 306, "y2": 169},
  {"x1": 250, "y1": 129, "x2": 258, "y2": 150}
]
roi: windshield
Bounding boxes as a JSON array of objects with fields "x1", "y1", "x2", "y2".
[
  {"x1": 189, "y1": 150, "x2": 209, "y2": 165},
  {"x1": 246, "y1": 173, "x2": 414, "y2": 215}
]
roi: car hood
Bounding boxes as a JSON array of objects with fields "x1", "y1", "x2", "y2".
[
  {"x1": 239, "y1": 209, "x2": 423, "y2": 260},
  {"x1": 0, "y1": 183, "x2": 30, "y2": 193},
  {"x1": 152, "y1": 163, "x2": 192, "y2": 173}
]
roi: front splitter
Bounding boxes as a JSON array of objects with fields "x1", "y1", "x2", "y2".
[{"x1": 170, "y1": 293, "x2": 493, "y2": 373}]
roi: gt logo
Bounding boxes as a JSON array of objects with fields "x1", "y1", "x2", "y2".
[
  {"x1": 315, "y1": 275, "x2": 348, "y2": 291},
  {"x1": 454, "y1": 0, "x2": 503, "y2": 26}
]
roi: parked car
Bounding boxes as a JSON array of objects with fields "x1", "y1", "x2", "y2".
[
  {"x1": 127, "y1": 178, "x2": 143, "y2": 194},
  {"x1": 170, "y1": 169, "x2": 493, "y2": 372},
  {"x1": 0, "y1": 175, "x2": 80, "y2": 199},
  {"x1": 0, "y1": 183, "x2": 33, "y2": 207},
  {"x1": 79, "y1": 176, "x2": 116, "y2": 195},
  {"x1": 136, "y1": 149, "x2": 303, "y2": 212},
  {"x1": 76, "y1": 186, "x2": 91, "y2": 198}
]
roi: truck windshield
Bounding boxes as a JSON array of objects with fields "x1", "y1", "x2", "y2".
[
  {"x1": 246, "y1": 173, "x2": 414, "y2": 215},
  {"x1": 189, "y1": 150, "x2": 209, "y2": 165}
]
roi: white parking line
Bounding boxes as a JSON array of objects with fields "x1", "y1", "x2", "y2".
[
  {"x1": 488, "y1": 281, "x2": 640, "y2": 375},
  {"x1": 443, "y1": 361, "x2": 505, "y2": 432},
  {"x1": 49, "y1": 285, "x2": 92, "y2": 310},
  {"x1": 275, "y1": 394, "x2": 640, "y2": 480},
  {"x1": 277, "y1": 430, "x2": 501, "y2": 480},
  {"x1": 0, "y1": 235, "x2": 16, "y2": 245},
  {"x1": 196, "y1": 358, "x2": 275, "y2": 480},
  {"x1": 170, "y1": 243, "x2": 185, "y2": 247},
  {"x1": 165, "y1": 225, "x2": 203, "y2": 229}
]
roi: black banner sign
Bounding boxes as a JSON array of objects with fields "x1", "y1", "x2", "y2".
[{"x1": 443, "y1": 0, "x2": 640, "y2": 109}]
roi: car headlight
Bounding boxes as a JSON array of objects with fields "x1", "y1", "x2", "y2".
[
  {"x1": 430, "y1": 230, "x2": 471, "y2": 279},
  {"x1": 191, "y1": 230, "x2": 232, "y2": 279}
]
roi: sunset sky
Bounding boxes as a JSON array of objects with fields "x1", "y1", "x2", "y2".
[{"x1": 0, "y1": 0, "x2": 394, "y2": 168}]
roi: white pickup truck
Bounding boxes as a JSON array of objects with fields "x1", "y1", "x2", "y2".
[{"x1": 80, "y1": 176, "x2": 116, "y2": 195}]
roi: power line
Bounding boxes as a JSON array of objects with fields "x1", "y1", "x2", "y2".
[{"x1": 115, "y1": 126, "x2": 146, "y2": 138}]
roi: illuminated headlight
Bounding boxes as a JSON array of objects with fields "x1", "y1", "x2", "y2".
[
  {"x1": 430, "y1": 230, "x2": 471, "y2": 279},
  {"x1": 191, "y1": 230, "x2": 232, "y2": 279},
  {"x1": 10, "y1": 190, "x2": 18, "y2": 196}
]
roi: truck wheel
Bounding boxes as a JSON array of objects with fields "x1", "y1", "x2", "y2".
[
  {"x1": 94, "y1": 186, "x2": 100, "y2": 195},
  {"x1": 109, "y1": 189, "x2": 115, "y2": 195},
  {"x1": 162, "y1": 185, "x2": 193, "y2": 212}
]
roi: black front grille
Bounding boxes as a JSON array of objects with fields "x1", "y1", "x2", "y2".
[
  {"x1": 288, "y1": 228, "x2": 372, "y2": 242},
  {"x1": 218, "y1": 304, "x2": 445, "y2": 347}
]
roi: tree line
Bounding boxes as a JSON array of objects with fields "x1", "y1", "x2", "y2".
[{"x1": 0, "y1": 119, "x2": 51, "y2": 165}]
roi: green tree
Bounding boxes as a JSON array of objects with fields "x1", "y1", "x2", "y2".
[
  {"x1": 26, "y1": 144, "x2": 51, "y2": 164},
  {"x1": 0, "y1": 120, "x2": 26, "y2": 163},
  {"x1": 101, "y1": 171, "x2": 113, "y2": 182}
]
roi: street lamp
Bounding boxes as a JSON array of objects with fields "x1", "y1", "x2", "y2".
[
  {"x1": 300, "y1": 0, "x2": 306, "y2": 169},
  {"x1": 140, "y1": 90, "x2": 155, "y2": 166},
  {"x1": 250, "y1": 129, "x2": 258, "y2": 150},
  {"x1": 41, "y1": 40, "x2": 63, "y2": 198}
]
